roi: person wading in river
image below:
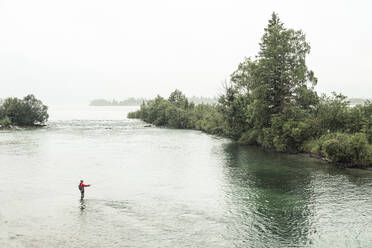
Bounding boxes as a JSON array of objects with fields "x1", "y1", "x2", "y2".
[{"x1": 79, "y1": 180, "x2": 91, "y2": 200}]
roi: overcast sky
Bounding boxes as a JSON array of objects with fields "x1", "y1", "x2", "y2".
[{"x1": 0, "y1": 0, "x2": 371, "y2": 105}]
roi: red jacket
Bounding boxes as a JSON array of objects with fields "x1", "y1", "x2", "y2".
[{"x1": 79, "y1": 182, "x2": 90, "y2": 189}]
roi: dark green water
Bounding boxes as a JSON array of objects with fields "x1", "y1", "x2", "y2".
[{"x1": 0, "y1": 107, "x2": 371, "y2": 247}]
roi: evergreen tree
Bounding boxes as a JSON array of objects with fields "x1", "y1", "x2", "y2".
[{"x1": 221, "y1": 12, "x2": 318, "y2": 142}]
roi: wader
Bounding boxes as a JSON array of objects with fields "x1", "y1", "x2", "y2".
[{"x1": 80, "y1": 189, "x2": 85, "y2": 200}]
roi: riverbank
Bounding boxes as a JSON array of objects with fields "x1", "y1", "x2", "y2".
[
  {"x1": 127, "y1": 90, "x2": 372, "y2": 169},
  {"x1": 0, "y1": 124, "x2": 47, "y2": 130},
  {"x1": 135, "y1": 118, "x2": 372, "y2": 170}
]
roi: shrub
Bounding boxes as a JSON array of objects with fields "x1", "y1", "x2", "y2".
[
  {"x1": 0, "y1": 95, "x2": 48, "y2": 126},
  {"x1": 320, "y1": 133, "x2": 371, "y2": 167},
  {"x1": 127, "y1": 90, "x2": 225, "y2": 135},
  {"x1": 0, "y1": 116, "x2": 12, "y2": 127},
  {"x1": 302, "y1": 139, "x2": 320, "y2": 154},
  {"x1": 238, "y1": 129, "x2": 260, "y2": 145}
]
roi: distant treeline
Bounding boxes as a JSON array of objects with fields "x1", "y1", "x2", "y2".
[
  {"x1": 90, "y1": 96, "x2": 217, "y2": 106},
  {"x1": 0, "y1": 95, "x2": 49, "y2": 127},
  {"x1": 349, "y1": 98, "x2": 370, "y2": 106},
  {"x1": 188, "y1": 96, "x2": 217, "y2": 105},
  {"x1": 128, "y1": 13, "x2": 372, "y2": 168},
  {"x1": 90, "y1": 98, "x2": 145, "y2": 106}
]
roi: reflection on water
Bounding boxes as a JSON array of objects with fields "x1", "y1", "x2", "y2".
[
  {"x1": 222, "y1": 143, "x2": 315, "y2": 246},
  {"x1": 222, "y1": 143, "x2": 372, "y2": 247},
  {"x1": 0, "y1": 106, "x2": 372, "y2": 247}
]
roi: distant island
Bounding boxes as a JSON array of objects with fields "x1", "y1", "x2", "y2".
[
  {"x1": 90, "y1": 98, "x2": 145, "y2": 106},
  {"x1": 89, "y1": 96, "x2": 217, "y2": 106},
  {"x1": 349, "y1": 98, "x2": 371, "y2": 106},
  {"x1": 188, "y1": 96, "x2": 218, "y2": 105}
]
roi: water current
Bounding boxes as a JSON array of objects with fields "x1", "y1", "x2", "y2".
[{"x1": 1, "y1": 106, "x2": 372, "y2": 247}]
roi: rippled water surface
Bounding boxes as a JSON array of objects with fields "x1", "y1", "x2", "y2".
[{"x1": 1, "y1": 106, "x2": 372, "y2": 248}]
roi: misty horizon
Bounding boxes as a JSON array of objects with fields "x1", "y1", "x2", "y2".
[{"x1": 1, "y1": 0, "x2": 371, "y2": 106}]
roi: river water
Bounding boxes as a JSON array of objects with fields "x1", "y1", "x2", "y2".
[{"x1": 0, "y1": 106, "x2": 371, "y2": 248}]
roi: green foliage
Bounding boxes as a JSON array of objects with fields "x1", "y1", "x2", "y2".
[
  {"x1": 217, "y1": 13, "x2": 372, "y2": 166},
  {"x1": 219, "y1": 12, "x2": 319, "y2": 148},
  {"x1": 256, "y1": 13, "x2": 318, "y2": 114},
  {"x1": 302, "y1": 139, "x2": 321, "y2": 154},
  {"x1": 319, "y1": 133, "x2": 371, "y2": 167},
  {"x1": 128, "y1": 13, "x2": 372, "y2": 168},
  {"x1": 0, "y1": 95, "x2": 48, "y2": 126},
  {"x1": 168, "y1": 89, "x2": 189, "y2": 109},
  {"x1": 192, "y1": 104, "x2": 225, "y2": 135},
  {"x1": 218, "y1": 85, "x2": 251, "y2": 138},
  {"x1": 165, "y1": 106, "x2": 190, "y2": 128},
  {"x1": 315, "y1": 93, "x2": 350, "y2": 133},
  {"x1": 238, "y1": 129, "x2": 260, "y2": 145},
  {"x1": 360, "y1": 100, "x2": 372, "y2": 143},
  {"x1": 262, "y1": 114, "x2": 315, "y2": 152},
  {"x1": 0, "y1": 116, "x2": 12, "y2": 127},
  {"x1": 128, "y1": 90, "x2": 225, "y2": 135}
]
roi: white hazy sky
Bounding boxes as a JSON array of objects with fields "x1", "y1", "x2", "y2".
[{"x1": 0, "y1": 0, "x2": 371, "y2": 105}]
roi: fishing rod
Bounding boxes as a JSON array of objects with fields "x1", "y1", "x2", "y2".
[{"x1": 91, "y1": 176, "x2": 111, "y2": 185}]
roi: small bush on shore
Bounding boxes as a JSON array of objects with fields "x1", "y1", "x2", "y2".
[
  {"x1": 319, "y1": 133, "x2": 371, "y2": 167},
  {"x1": 0, "y1": 116, "x2": 12, "y2": 127},
  {"x1": 0, "y1": 95, "x2": 48, "y2": 126}
]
